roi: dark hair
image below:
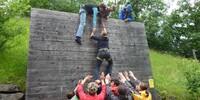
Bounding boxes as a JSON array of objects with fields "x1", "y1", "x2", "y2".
[
  {"x1": 140, "y1": 82, "x2": 148, "y2": 90},
  {"x1": 111, "y1": 79, "x2": 120, "y2": 86},
  {"x1": 118, "y1": 85, "x2": 129, "y2": 100},
  {"x1": 98, "y1": 3, "x2": 110, "y2": 19},
  {"x1": 99, "y1": 3, "x2": 107, "y2": 10},
  {"x1": 139, "y1": 83, "x2": 150, "y2": 97},
  {"x1": 66, "y1": 92, "x2": 75, "y2": 99},
  {"x1": 145, "y1": 90, "x2": 150, "y2": 97}
]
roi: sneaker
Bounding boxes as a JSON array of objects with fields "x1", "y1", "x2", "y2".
[{"x1": 75, "y1": 37, "x2": 82, "y2": 45}]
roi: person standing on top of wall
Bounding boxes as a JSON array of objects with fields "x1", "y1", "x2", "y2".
[
  {"x1": 75, "y1": 3, "x2": 115, "y2": 45},
  {"x1": 90, "y1": 30, "x2": 113, "y2": 80}
]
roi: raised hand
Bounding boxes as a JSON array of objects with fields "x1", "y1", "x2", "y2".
[
  {"x1": 90, "y1": 28, "x2": 96, "y2": 37},
  {"x1": 100, "y1": 72, "x2": 105, "y2": 80},
  {"x1": 118, "y1": 72, "x2": 126, "y2": 83},
  {"x1": 105, "y1": 74, "x2": 111, "y2": 84},
  {"x1": 124, "y1": 71, "x2": 130, "y2": 81},
  {"x1": 99, "y1": 72, "x2": 106, "y2": 85},
  {"x1": 84, "y1": 75, "x2": 93, "y2": 81},
  {"x1": 129, "y1": 71, "x2": 137, "y2": 80}
]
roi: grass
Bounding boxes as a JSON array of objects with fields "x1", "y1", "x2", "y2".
[
  {"x1": 150, "y1": 50, "x2": 200, "y2": 99},
  {"x1": 0, "y1": 17, "x2": 30, "y2": 91}
]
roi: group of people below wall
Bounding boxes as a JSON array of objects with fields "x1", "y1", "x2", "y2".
[{"x1": 67, "y1": 71, "x2": 152, "y2": 100}]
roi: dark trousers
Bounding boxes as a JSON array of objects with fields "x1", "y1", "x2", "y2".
[{"x1": 93, "y1": 50, "x2": 113, "y2": 80}]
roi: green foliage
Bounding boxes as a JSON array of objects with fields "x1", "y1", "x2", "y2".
[
  {"x1": 151, "y1": 0, "x2": 200, "y2": 60},
  {"x1": 183, "y1": 61, "x2": 200, "y2": 96},
  {"x1": 0, "y1": 17, "x2": 29, "y2": 92},
  {"x1": 30, "y1": 0, "x2": 50, "y2": 9},
  {"x1": 0, "y1": 0, "x2": 30, "y2": 51},
  {"x1": 112, "y1": 0, "x2": 168, "y2": 52},
  {"x1": 30, "y1": 0, "x2": 102, "y2": 13},
  {"x1": 150, "y1": 50, "x2": 200, "y2": 99},
  {"x1": 128, "y1": 0, "x2": 166, "y2": 21}
]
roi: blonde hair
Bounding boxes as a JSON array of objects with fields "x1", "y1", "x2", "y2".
[{"x1": 87, "y1": 82, "x2": 98, "y2": 95}]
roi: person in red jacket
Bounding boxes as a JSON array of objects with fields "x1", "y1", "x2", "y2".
[{"x1": 76, "y1": 73, "x2": 106, "y2": 100}]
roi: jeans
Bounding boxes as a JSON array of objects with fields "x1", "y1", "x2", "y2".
[
  {"x1": 75, "y1": 7, "x2": 98, "y2": 38},
  {"x1": 76, "y1": 8, "x2": 86, "y2": 37},
  {"x1": 93, "y1": 50, "x2": 113, "y2": 80}
]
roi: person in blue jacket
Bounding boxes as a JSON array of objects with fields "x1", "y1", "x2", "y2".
[{"x1": 119, "y1": 2, "x2": 134, "y2": 22}]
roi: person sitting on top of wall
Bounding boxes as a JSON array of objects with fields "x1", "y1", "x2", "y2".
[{"x1": 119, "y1": 2, "x2": 134, "y2": 22}]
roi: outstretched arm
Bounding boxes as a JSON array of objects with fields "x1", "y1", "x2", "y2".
[
  {"x1": 90, "y1": 28, "x2": 101, "y2": 41},
  {"x1": 129, "y1": 71, "x2": 137, "y2": 81},
  {"x1": 129, "y1": 71, "x2": 141, "y2": 85},
  {"x1": 99, "y1": 72, "x2": 106, "y2": 99},
  {"x1": 100, "y1": 18, "x2": 108, "y2": 34},
  {"x1": 105, "y1": 74, "x2": 111, "y2": 85},
  {"x1": 90, "y1": 28, "x2": 96, "y2": 38},
  {"x1": 81, "y1": 75, "x2": 93, "y2": 85},
  {"x1": 119, "y1": 72, "x2": 135, "y2": 92}
]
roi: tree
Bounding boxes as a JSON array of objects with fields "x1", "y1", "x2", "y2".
[
  {"x1": 30, "y1": 0, "x2": 102, "y2": 13},
  {"x1": 129, "y1": 0, "x2": 167, "y2": 50},
  {"x1": 0, "y1": 0, "x2": 30, "y2": 51},
  {"x1": 161, "y1": 0, "x2": 200, "y2": 59}
]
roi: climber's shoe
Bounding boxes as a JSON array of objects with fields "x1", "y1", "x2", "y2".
[{"x1": 75, "y1": 36, "x2": 82, "y2": 45}]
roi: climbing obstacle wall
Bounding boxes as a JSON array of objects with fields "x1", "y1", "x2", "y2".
[{"x1": 26, "y1": 8, "x2": 153, "y2": 100}]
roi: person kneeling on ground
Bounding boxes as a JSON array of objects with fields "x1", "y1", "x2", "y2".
[{"x1": 90, "y1": 30, "x2": 113, "y2": 80}]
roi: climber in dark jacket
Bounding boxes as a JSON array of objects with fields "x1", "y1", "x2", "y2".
[{"x1": 90, "y1": 30, "x2": 113, "y2": 80}]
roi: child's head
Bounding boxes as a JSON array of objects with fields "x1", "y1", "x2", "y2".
[
  {"x1": 118, "y1": 85, "x2": 129, "y2": 99},
  {"x1": 111, "y1": 79, "x2": 120, "y2": 87},
  {"x1": 137, "y1": 82, "x2": 148, "y2": 91},
  {"x1": 110, "y1": 79, "x2": 120, "y2": 96},
  {"x1": 99, "y1": 3, "x2": 107, "y2": 13},
  {"x1": 87, "y1": 82, "x2": 98, "y2": 95},
  {"x1": 98, "y1": 3, "x2": 115, "y2": 19}
]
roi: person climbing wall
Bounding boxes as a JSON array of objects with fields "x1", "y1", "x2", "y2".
[
  {"x1": 75, "y1": 3, "x2": 115, "y2": 45},
  {"x1": 90, "y1": 30, "x2": 113, "y2": 80},
  {"x1": 75, "y1": 4, "x2": 99, "y2": 45}
]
